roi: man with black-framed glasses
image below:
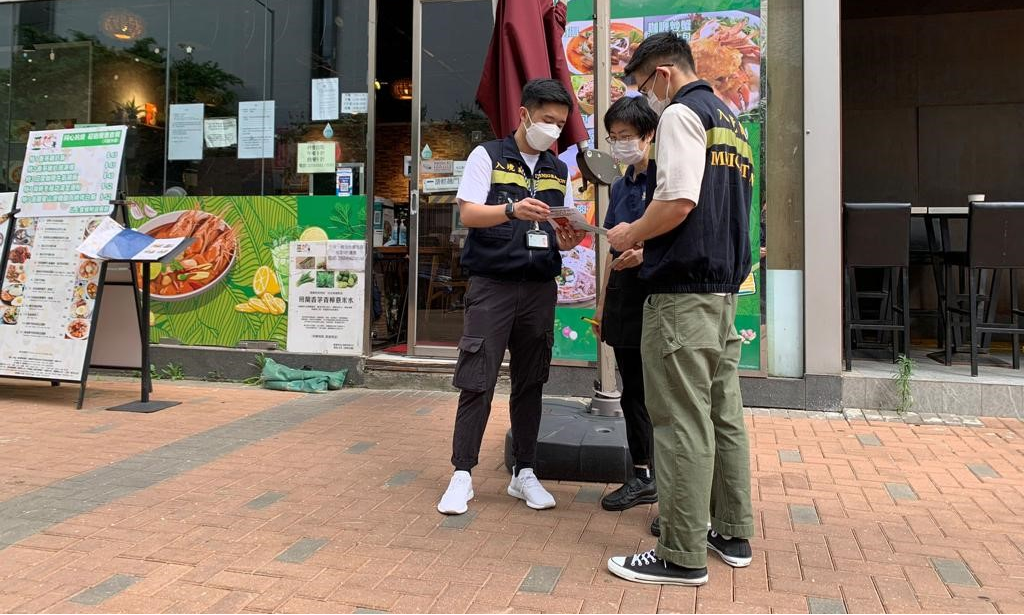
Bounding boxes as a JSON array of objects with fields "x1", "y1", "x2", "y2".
[{"x1": 605, "y1": 32, "x2": 755, "y2": 587}]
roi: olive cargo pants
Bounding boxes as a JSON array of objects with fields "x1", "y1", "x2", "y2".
[{"x1": 642, "y1": 293, "x2": 754, "y2": 569}]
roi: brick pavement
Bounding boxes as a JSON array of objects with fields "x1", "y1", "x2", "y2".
[{"x1": 0, "y1": 380, "x2": 1022, "y2": 613}]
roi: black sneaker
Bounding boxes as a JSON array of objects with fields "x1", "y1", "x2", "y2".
[
  {"x1": 706, "y1": 530, "x2": 752, "y2": 567},
  {"x1": 601, "y1": 474, "x2": 657, "y2": 511},
  {"x1": 607, "y1": 549, "x2": 708, "y2": 586},
  {"x1": 650, "y1": 517, "x2": 660, "y2": 537}
]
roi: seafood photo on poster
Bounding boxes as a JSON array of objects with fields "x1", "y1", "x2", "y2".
[{"x1": 686, "y1": 11, "x2": 761, "y2": 116}]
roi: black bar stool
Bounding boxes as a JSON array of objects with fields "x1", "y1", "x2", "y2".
[
  {"x1": 944, "y1": 202, "x2": 1024, "y2": 376},
  {"x1": 843, "y1": 203, "x2": 912, "y2": 371}
]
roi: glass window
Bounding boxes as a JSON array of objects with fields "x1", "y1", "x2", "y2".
[
  {"x1": 0, "y1": 0, "x2": 370, "y2": 199},
  {"x1": 6, "y1": 0, "x2": 170, "y2": 196}
]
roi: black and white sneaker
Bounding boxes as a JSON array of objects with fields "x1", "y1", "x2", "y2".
[
  {"x1": 706, "y1": 530, "x2": 752, "y2": 567},
  {"x1": 607, "y1": 549, "x2": 708, "y2": 586}
]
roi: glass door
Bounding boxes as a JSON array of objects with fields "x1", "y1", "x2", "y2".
[{"x1": 407, "y1": 0, "x2": 495, "y2": 356}]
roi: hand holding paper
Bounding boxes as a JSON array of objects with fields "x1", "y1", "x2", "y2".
[{"x1": 546, "y1": 206, "x2": 606, "y2": 236}]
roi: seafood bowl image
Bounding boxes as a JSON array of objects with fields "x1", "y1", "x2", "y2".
[
  {"x1": 690, "y1": 13, "x2": 762, "y2": 115},
  {"x1": 137, "y1": 210, "x2": 238, "y2": 302}
]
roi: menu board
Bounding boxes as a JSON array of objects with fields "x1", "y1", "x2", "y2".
[
  {"x1": 15, "y1": 126, "x2": 127, "y2": 218},
  {"x1": 0, "y1": 216, "x2": 107, "y2": 380},
  {"x1": 286, "y1": 240, "x2": 365, "y2": 355}
]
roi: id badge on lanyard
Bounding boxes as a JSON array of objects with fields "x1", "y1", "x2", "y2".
[{"x1": 524, "y1": 177, "x2": 549, "y2": 250}]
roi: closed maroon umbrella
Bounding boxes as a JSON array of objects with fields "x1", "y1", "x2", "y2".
[{"x1": 476, "y1": 0, "x2": 589, "y2": 153}]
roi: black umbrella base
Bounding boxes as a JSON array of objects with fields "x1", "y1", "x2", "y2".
[{"x1": 504, "y1": 398, "x2": 632, "y2": 484}]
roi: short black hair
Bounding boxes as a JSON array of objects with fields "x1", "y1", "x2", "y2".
[
  {"x1": 623, "y1": 32, "x2": 695, "y2": 79},
  {"x1": 521, "y1": 78, "x2": 574, "y2": 112},
  {"x1": 603, "y1": 96, "x2": 658, "y2": 138}
]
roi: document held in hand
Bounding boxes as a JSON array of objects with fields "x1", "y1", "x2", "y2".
[{"x1": 546, "y1": 206, "x2": 606, "y2": 235}]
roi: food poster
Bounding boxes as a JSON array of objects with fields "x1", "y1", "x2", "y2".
[
  {"x1": 286, "y1": 240, "x2": 365, "y2": 355},
  {"x1": 559, "y1": 0, "x2": 764, "y2": 369},
  {"x1": 555, "y1": 136, "x2": 601, "y2": 363},
  {"x1": 15, "y1": 126, "x2": 127, "y2": 218},
  {"x1": 126, "y1": 195, "x2": 366, "y2": 350},
  {"x1": 0, "y1": 215, "x2": 107, "y2": 381}
]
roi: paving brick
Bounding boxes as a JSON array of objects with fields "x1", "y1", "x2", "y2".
[
  {"x1": 931, "y1": 558, "x2": 980, "y2": 587},
  {"x1": 884, "y1": 483, "x2": 918, "y2": 501},
  {"x1": 856, "y1": 434, "x2": 882, "y2": 447},
  {"x1": 245, "y1": 491, "x2": 287, "y2": 510},
  {"x1": 346, "y1": 441, "x2": 376, "y2": 454},
  {"x1": 779, "y1": 450, "x2": 803, "y2": 463},
  {"x1": 807, "y1": 597, "x2": 846, "y2": 614},
  {"x1": 276, "y1": 537, "x2": 329, "y2": 564},
  {"x1": 573, "y1": 486, "x2": 605, "y2": 504},
  {"x1": 519, "y1": 565, "x2": 564, "y2": 594},
  {"x1": 440, "y1": 510, "x2": 478, "y2": 530},
  {"x1": 790, "y1": 504, "x2": 820, "y2": 525},
  {"x1": 967, "y1": 463, "x2": 1000, "y2": 479},
  {"x1": 384, "y1": 470, "x2": 420, "y2": 487},
  {"x1": 69, "y1": 574, "x2": 138, "y2": 606}
]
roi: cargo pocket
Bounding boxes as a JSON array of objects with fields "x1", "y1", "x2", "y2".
[
  {"x1": 453, "y1": 335, "x2": 488, "y2": 392},
  {"x1": 658, "y1": 296, "x2": 717, "y2": 355},
  {"x1": 534, "y1": 330, "x2": 555, "y2": 384}
]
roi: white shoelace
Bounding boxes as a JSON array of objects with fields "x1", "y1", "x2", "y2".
[{"x1": 630, "y1": 549, "x2": 659, "y2": 567}]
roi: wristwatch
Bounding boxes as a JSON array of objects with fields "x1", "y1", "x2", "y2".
[{"x1": 504, "y1": 198, "x2": 516, "y2": 220}]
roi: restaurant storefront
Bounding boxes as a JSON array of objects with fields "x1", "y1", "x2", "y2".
[
  {"x1": 0, "y1": 0, "x2": 795, "y2": 403},
  {"x1": 8, "y1": 0, "x2": 1013, "y2": 413}
]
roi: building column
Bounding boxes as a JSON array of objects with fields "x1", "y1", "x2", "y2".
[{"x1": 803, "y1": 0, "x2": 843, "y2": 378}]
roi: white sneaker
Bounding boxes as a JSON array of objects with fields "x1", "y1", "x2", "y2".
[
  {"x1": 507, "y1": 468, "x2": 556, "y2": 510},
  {"x1": 437, "y1": 471, "x2": 474, "y2": 515}
]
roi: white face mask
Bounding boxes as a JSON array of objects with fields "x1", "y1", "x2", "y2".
[
  {"x1": 611, "y1": 138, "x2": 646, "y2": 166},
  {"x1": 523, "y1": 113, "x2": 562, "y2": 151},
  {"x1": 645, "y1": 70, "x2": 671, "y2": 117}
]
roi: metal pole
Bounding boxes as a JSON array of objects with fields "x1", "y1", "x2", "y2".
[{"x1": 593, "y1": 0, "x2": 617, "y2": 397}]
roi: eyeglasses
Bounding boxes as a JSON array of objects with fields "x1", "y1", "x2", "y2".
[
  {"x1": 604, "y1": 135, "x2": 639, "y2": 144},
  {"x1": 636, "y1": 63, "x2": 674, "y2": 95}
]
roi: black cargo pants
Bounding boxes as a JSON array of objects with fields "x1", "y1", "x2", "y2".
[{"x1": 451, "y1": 276, "x2": 557, "y2": 472}]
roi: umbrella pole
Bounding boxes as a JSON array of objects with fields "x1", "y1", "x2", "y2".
[{"x1": 588, "y1": 0, "x2": 622, "y2": 417}]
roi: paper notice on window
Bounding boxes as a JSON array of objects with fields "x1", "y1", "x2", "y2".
[
  {"x1": 297, "y1": 142, "x2": 335, "y2": 174},
  {"x1": 341, "y1": 92, "x2": 368, "y2": 115},
  {"x1": 168, "y1": 103, "x2": 204, "y2": 160},
  {"x1": 238, "y1": 101, "x2": 275, "y2": 159},
  {"x1": 312, "y1": 78, "x2": 340, "y2": 121},
  {"x1": 204, "y1": 117, "x2": 237, "y2": 148},
  {"x1": 547, "y1": 206, "x2": 606, "y2": 235}
]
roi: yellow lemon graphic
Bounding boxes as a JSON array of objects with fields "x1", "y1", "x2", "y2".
[
  {"x1": 300, "y1": 226, "x2": 328, "y2": 242},
  {"x1": 252, "y1": 265, "x2": 281, "y2": 296}
]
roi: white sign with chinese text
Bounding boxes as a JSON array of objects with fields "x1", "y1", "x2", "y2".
[
  {"x1": 341, "y1": 92, "x2": 368, "y2": 115},
  {"x1": 15, "y1": 126, "x2": 127, "y2": 218},
  {"x1": 286, "y1": 240, "x2": 365, "y2": 355},
  {"x1": 297, "y1": 142, "x2": 334, "y2": 174}
]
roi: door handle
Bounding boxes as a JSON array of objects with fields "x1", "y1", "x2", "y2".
[{"x1": 410, "y1": 189, "x2": 419, "y2": 216}]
